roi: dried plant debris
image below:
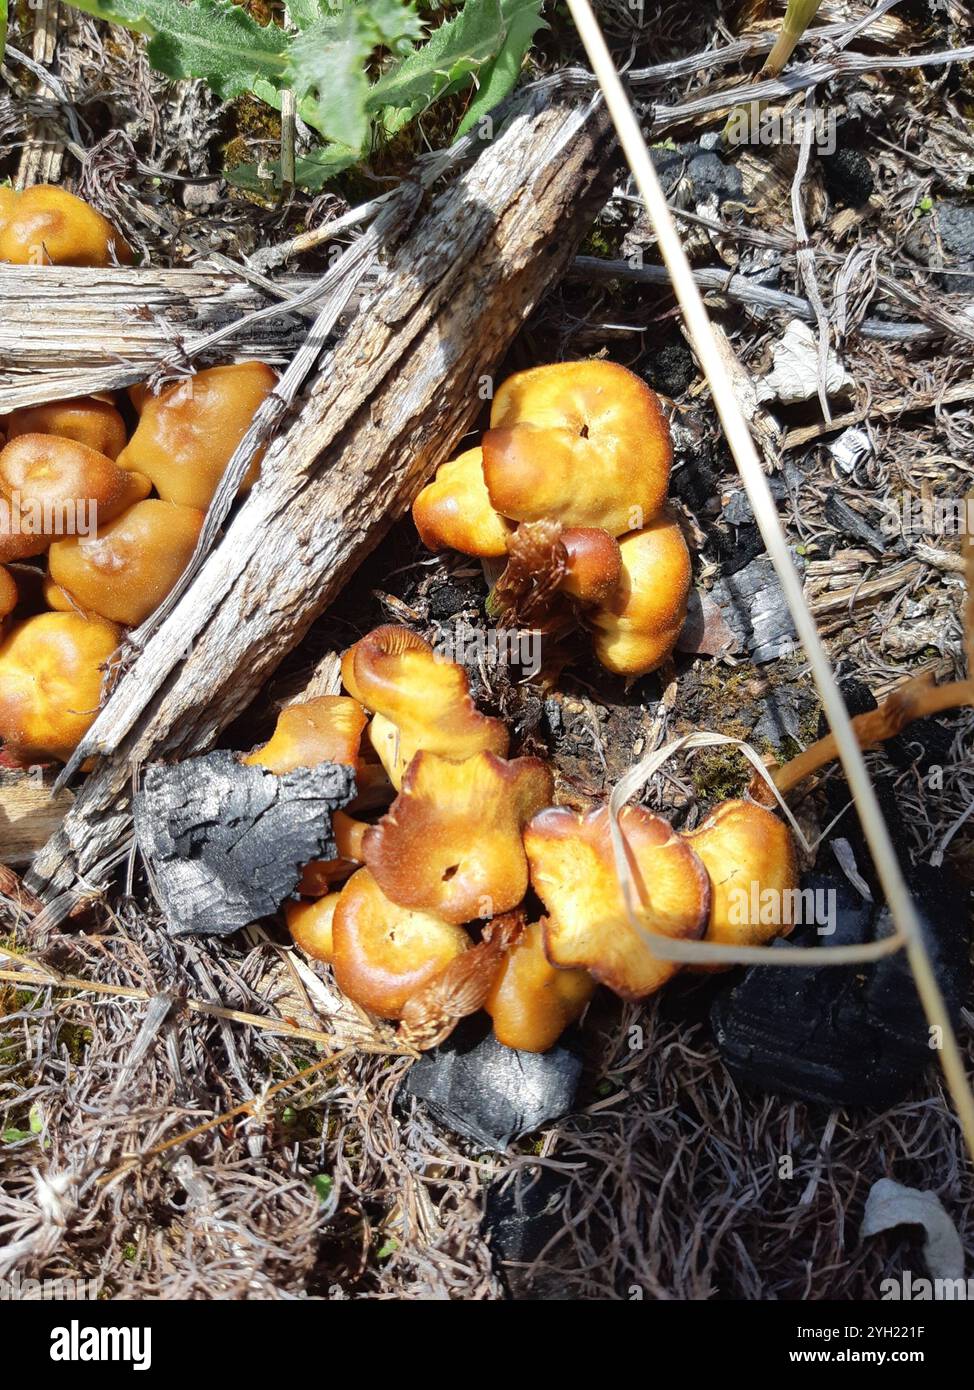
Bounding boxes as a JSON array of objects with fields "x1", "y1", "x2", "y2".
[
  {"x1": 133, "y1": 751, "x2": 356, "y2": 936},
  {"x1": 861, "y1": 1179, "x2": 965, "y2": 1285}
]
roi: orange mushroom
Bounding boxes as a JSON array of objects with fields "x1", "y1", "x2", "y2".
[
  {"x1": 46, "y1": 499, "x2": 204, "y2": 627},
  {"x1": 0, "y1": 566, "x2": 17, "y2": 623},
  {"x1": 559, "y1": 527, "x2": 623, "y2": 605},
  {"x1": 341, "y1": 625, "x2": 508, "y2": 788},
  {"x1": 0, "y1": 610, "x2": 120, "y2": 762},
  {"x1": 0, "y1": 185, "x2": 133, "y2": 267},
  {"x1": 590, "y1": 513, "x2": 691, "y2": 677},
  {"x1": 3, "y1": 397, "x2": 128, "y2": 460},
  {"x1": 485, "y1": 920, "x2": 595, "y2": 1053},
  {"x1": 0, "y1": 433, "x2": 150, "y2": 562},
  {"x1": 242, "y1": 696, "x2": 367, "y2": 775},
  {"x1": 412, "y1": 447, "x2": 513, "y2": 557},
  {"x1": 363, "y1": 749, "x2": 553, "y2": 924},
  {"x1": 524, "y1": 805, "x2": 710, "y2": 999},
  {"x1": 482, "y1": 360, "x2": 672, "y2": 536},
  {"x1": 116, "y1": 362, "x2": 278, "y2": 510},
  {"x1": 681, "y1": 799, "x2": 798, "y2": 963},
  {"x1": 331, "y1": 868, "x2": 471, "y2": 1019},
  {"x1": 284, "y1": 891, "x2": 342, "y2": 964}
]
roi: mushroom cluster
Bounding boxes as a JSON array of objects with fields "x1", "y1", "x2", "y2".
[
  {"x1": 264, "y1": 624, "x2": 798, "y2": 1053},
  {"x1": 412, "y1": 359, "x2": 692, "y2": 677},
  {"x1": 0, "y1": 189, "x2": 278, "y2": 765}
]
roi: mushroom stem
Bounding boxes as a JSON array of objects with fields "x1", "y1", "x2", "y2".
[{"x1": 761, "y1": 675, "x2": 974, "y2": 798}]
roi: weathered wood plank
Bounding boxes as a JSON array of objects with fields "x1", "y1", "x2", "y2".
[
  {"x1": 0, "y1": 267, "x2": 315, "y2": 410},
  {"x1": 27, "y1": 89, "x2": 614, "y2": 905}
]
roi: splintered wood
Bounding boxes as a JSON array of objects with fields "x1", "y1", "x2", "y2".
[
  {"x1": 0, "y1": 267, "x2": 314, "y2": 411},
  {"x1": 27, "y1": 91, "x2": 615, "y2": 905}
]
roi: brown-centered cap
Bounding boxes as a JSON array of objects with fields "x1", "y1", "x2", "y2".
[
  {"x1": 0, "y1": 610, "x2": 121, "y2": 763},
  {"x1": 482, "y1": 360, "x2": 671, "y2": 536},
  {"x1": 47, "y1": 499, "x2": 204, "y2": 627},
  {"x1": 116, "y1": 362, "x2": 278, "y2": 511},
  {"x1": 524, "y1": 804, "x2": 710, "y2": 1000},
  {"x1": 331, "y1": 868, "x2": 471, "y2": 1019},
  {"x1": 412, "y1": 447, "x2": 513, "y2": 557},
  {"x1": 681, "y1": 799, "x2": 798, "y2": 964},
  {"x1": 590, "y1": 512, "x2": 691, "y2": 677},
  {"x1": 363, "y1": 749, "x2": 553, "y2": 924}
]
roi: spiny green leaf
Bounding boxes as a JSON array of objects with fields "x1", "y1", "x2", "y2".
[
  {"x1": 369, "y1": 0, "x2": 510, "y2": 128},
  {"x1": 289, "y1": 0, "x2": 425, "y2": 149},
  {"x1": 64, "y1": 0, "x2": 290, "y2": 99},
  {"x1": 456, "y1": 0, "x2": 545, "y2": 137}
]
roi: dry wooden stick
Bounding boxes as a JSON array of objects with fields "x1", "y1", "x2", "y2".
[
  {"x1": 27, "y1": 88, "x2": 614, "y2": 907},
  {"x1": 0, "y1": 267, "x2": 314, "y2": 411}
]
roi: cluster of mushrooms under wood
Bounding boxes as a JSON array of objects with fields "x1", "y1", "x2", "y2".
[
  {"x1": 266, "y1": 626, "x2": 799, "y2": 1051},
  {"x1": 4, "y1": 187, "x2": 973, "y2": 1057},
  {"x1": 413, "y1": 358, "x2": 691, "y2": 677},
  {"x1": 0, "y1": 188, "x2": 279, "y2": 764}
]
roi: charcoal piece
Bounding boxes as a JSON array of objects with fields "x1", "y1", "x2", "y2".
[
  {"x1": 427, "y1": 581, "x2": 482, "y2": 620},
  {"x1": 134, "y1": 750, "x2": 356, "y2": 937},
  {"x1": 685, "y1": 150, "x2": 744, "y2": 204},
  {"x1": 905, "y1": 201, "x2": 974, "y2": 293},
  {"x1": 643, "y1": 341, "x2": 696, "y2": 397},
  {"x1": 713, "y1": 522, "x2": 767, "y2": 577},
  {"x1": 484, "y1": 1167, "x2": 570, "y2": 1267},
  {"x1": 711, "y1": 554, "x2": 801, "y2": 662},
  {"x1": 721, "y1": 479, "x2": 787, "y2": 527},
  {"x1": 822, "y1": 147, "x2": 874, "y2": 206},
  {"x1": 711, "y1": 866, "x2": 971, "y2": 1109},
  {"x1": 824, "y1": 491, "x2": 888, "y2": 553},
  {"x1": 405, "y1": 1018, "x2": 582, "y2": 1150}
]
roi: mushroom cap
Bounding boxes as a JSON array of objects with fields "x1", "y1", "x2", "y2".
[
  {"x1": 363, "y1": 749, "x2": 553, "y2": 924},
  {"x1": 242, "y1": 695, "x2": 367, "y2": 774},
  {"x1": 412, "y1": 447, "x2": 513, "y2": 557},
  {"x1": 559, "y1": 527, "x2": 623, "y2": 605},
  {"x1": 0, "y1": 610, "x2": 121, "y2": 762},
  {"x1": 0, "y1": 185, "x2": 133, "y2": 267},
  {"x1": 485, "y1": 919, "x2": 595, "y2": 1053},
  {"x1": 297, "y1": 811, "x2": 370, "y2": 895},
  {"x1": 482, "y1": 360, "x2": 671, "y2": 536},
  {"x1": 0, "y1": 434, "x2": 151, "y2": 562},
  {"x1": 47, "y1": 499, "x2": 204, "y2": 627},
  {"x1": 681, "y1": 799, "x2": 798, "y2": 960},
  {"x1": 590, "y1": 513, "x2": 691, "y2": 676},
  {"x1": 525, "y1": 804, "x2": 710, "y2": 1000},
  {"x1": 0, "y1": 566, "x2": 17, "y2": 622},
  {"x1": 332, "y1": 868, "x2": 471, "y2": 1019},
  {"x1": 3, "y1": 398, "x2": 128, "y2": 460},
  {"x1": 116, "y1": 362, "x2": 278, "y2": 510},
  {"x1": 284, "y1": 891, "x2": 343, "y2": 964},
  {"x1": 341, "y1": 625, "x2": 508, "y2": 787}
]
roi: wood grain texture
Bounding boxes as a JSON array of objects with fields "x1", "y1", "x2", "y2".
[
  {"x1": 27, "y1": 90, "x2": 614, "y2": 904},
  {"x1": 0, "y1": 268, "x2": 313, "y2": 410}
]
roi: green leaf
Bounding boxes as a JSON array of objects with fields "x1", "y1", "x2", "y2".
[
  {"x1": 311, "y1": 1173, "x2": 334, "y2": 1202},
  {"x1": 290, "y1": 1, "x2": 425, "y2": 149},
  {"x1": 2, "y1": 1127, "x2": 32, "y2": 1144},
  {"x1": 369, "y1": 0, "x2": 508, "y2": 128},
  {"x1": 63, "y1": 0, "x2": 290, "y2": 99},
  {"x1": 226, "y1": 145, "x2": 360, "y2": 192},
  {"x1": 0, "y1": 0, "x2": 8, "y2": 61},
  {"x1": 456, "y1": 0, "x2": 545, "y2": 136}
]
